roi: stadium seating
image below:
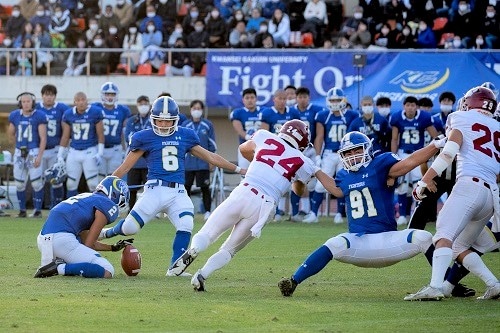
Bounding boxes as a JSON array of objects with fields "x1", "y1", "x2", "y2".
[{"x1": 136, "y1": 63, "x2": 152, "y2": 75}]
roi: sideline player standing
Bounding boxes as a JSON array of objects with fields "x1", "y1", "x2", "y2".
[
  {"x1": 100, "y1": 96, "x2": 245, "y2": 276},
  {"x1": 405, "y1": 86, "x2": 500, "y2": 301},
  {"x1": 34, "y1": 176, "x2": 132, "y2": 279},
  {"x1": 8, "y1": 92, "x2": 48, "y2": 218},
  {"x1": 279, "y1": 131, "x2": 445, "y2": 297},
  {"x1": 93, "y1": 82, "x2": 131, "y2": 180},
  {"x1": 36, "y1": 84, "x2": 69, "y2": 208},
  {"x1": 57, "y1": 92, "x2": 105, "y2": 197},
  {"x1": 169, "y1": 120, "x2": 341, "y2": 291},
  {"x1": 230, "y1": 87, "x2": 262, "y2": 170}
]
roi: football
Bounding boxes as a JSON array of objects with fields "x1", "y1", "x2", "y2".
[{"x1": 121, "y1": 245, "x2": 142, "y2": 276}]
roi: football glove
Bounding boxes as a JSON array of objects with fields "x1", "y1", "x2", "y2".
[
  {"x1": 111, "y1": 238, "x2": 134, "y2": 252},
  {"x1": 93, "y1": 153, "x2": 103, "y2": 167},
  {"x1": 412, "y1": 180, "x2": 428, "y2": 201},
  {"x1": 314, "y1": 155, "x2": 321, "y2": 167},
  {"x1": 432, "y1": 134, "x2": 447, "y2": 149}
]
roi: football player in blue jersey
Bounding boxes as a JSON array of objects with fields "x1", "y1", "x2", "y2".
[
  {"x1": 390, "y1": 96, "x2": 438, "y2": 225},
  {"x1": 303, "y1": 87, "x2": 358, "y2": 223},
  {"x1": 289, "y1": 86, "x2": 325, "y2": 221},
  {"x1": 348, "y1": 95, "x2": 391, "y2": 154},
  {"x1": 57, "y1": 92, "x2": 105, "y2": 198},
  {"x1": 34, "y1": 175, "x2": 133, "y2": 278},
  {"x1": 278, "y1": 131, "x2": 446, "y2": 297},
  {"x1": 259, "y1": 89, "x2": 301, "y2": 220},
  {"x1": 7, "y1": 92, "x2": 48, "y2": 218},
  {"x1": 37, "y1": 84, "x2": 69, "y2": 209},
  {"x1": 230, "y1": 87, "x2": 262, "y2": 169},
  {"x1": 100, "y1": 96, "x2": 245, "y2": 276},
  {"x1": 157, "y1": 92, "x2": 188, "y2": 124},
  {"x1": 125, "y1": 95, "x2": 152, "y2": 209},
  {"x1": 94, "y1": 82, "x2": 132, "y2": 180},
  {"x1": 182, "y1": 100, "x2": 217, "y2": 222}
]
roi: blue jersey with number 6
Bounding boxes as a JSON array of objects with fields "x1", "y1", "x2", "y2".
[
  {"x1": 41, "y1": 193, "x2": 119, "y2": 235},
  {"x1": 129, "y1": 127, "x2": 200, "y2": 184},
  {"x1": 335, "y1": 152, "x2": 400, "y2": 234}
]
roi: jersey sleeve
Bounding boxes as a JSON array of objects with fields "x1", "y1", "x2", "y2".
[
  {"x1": 294, "y1": 156, "x2": 316, "y2": 184},
  {"x1": 129, "y1": 131, "x2": 146, "y2": 152},
  {"x1": 95, "y1": 199, "x2": 119, "y2": 224}
]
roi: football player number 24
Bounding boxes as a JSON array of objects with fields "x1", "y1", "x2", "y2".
[{"x1": 256, "y1": 138, "x2": 304, "y2": 181}]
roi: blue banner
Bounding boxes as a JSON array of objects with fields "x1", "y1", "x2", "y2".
[{"x1": 206, "y1": 51, "x2": 499, "y2": 110}]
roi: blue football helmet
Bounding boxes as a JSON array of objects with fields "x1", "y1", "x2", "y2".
[
  {"x1": 150, "y1": 96, "x2": 180, "y2": 136},
  {"x1": 480, "y1": 82, "x2": 499, "y2": 99},
  {"x1": 326, "y1": 87, "x2": 347, "y2": 113},
  {"x1": 338, "y1": 131, "x2": 373, "y2": 171},
  {"x1": 100, "y1": 82, "x2": 119, "y2": 105},
  {"x1": 95, "y1": 176, "x2": 130, "y2": 215},
  {"x1": 44, "y1": 162, "x2": 67, "y2": 186}
]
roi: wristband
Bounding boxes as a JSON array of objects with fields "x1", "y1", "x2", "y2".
[
  {"x1": 98, "y1": 143, "x2": 104, "y2": 156},
  {"x1": 234, "y1": 166, "x2": 241, "y2": 173}
]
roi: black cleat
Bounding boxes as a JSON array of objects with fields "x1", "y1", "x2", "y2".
[
  {"x1": 34, "y1": 259, "x2": 64, "y2": 278},
  {"x1": 191, "y1": 271, "x2": 206, "y2": 292},
  {"x1": 278, "y1": 277, "x2": 298, "y2": 297},
  {"x1": 17, "y1": 211, "x2": 27, "y2": 218},
  {"x1": 29, "y1": 210, "x2": 42, "y2": 218},
  {"x1": 452, "y1": 283, "x2": 476, "y2": 297}
]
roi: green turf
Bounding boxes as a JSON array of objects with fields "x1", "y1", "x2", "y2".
[{"x1": 0, "y1": 212, "x2": 498, "y2": 333}]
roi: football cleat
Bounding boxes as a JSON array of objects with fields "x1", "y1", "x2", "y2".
[
  {"x1": 169, "y1": 248, "x2": 198, "y2": 276},
  {"x1": 451, "y1": 283, "x2": 476, "y2": 297},
  {"x1": 302, "y1": 212, "x2": 318, "y2": 223},
  {"x1": 34, "y1": 259, "x2": 64, "y2": 278},
  {"x1": 334, "y1": 213, "x2": 343, "y2": 224},
  {"x1": 290, "y1": 214, "x2": 303, "y2": 222},
  {"x1": 29, "y1": 210, "x2": 42, "y2": 218},
  {"x1": 477, "y1": 282, "x2": 500, "y2": 300},
  {"x1": 166, "y1": 270, "x2": 192, "y2": 277},
  {"x1": 191, "y1": 271, "x2": 206, "y2": 292},
  {"x1": 278, "y1": 277, "x2": 298, "y2": 297},
  {"x1": 17, "y1": 210, "x2": 27, "y2": 218},
  {"x1": 397, "y1": 216, "x2": 408, "y2": 226},
  {"x1": 404, "y1": 285, "x2": 444, "y2": 301}
]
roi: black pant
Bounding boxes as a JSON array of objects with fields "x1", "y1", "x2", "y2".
[
  {"x1": 408, "y1": 176, "x2": 455, "y2": 230},
  {"x1": 127, "y1": 168, "x2": 148, "y2": 209},
  {"x1": 185, "y1": 170, "x2": 211, "y2": 213}
]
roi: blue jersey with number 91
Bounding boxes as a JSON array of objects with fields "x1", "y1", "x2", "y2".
[
  {"x1": 41, "y1": 192, "x2": 119, "y2": 235},
  {"x1": 335, "y1": 152, "x2": 400, "y2": 234},
  {"x1": 129, "y1": 127, "x2": 200, "y2": 184}
]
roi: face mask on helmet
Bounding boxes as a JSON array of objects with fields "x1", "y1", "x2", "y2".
[
  {"x1": 338, "y1": 131, "x2": 373, "y2": 171},
  {"x1": 150, "y1": 96, "x2": 180, "y2": 136},
  {"x1": 44, "y1": 162, "x2": 67, "y2": 185},
  {"x1": 277, "y1": 119, "x2": 310, "y2": 151},
  {"x1": 95, "y1": 176, "x2": 130, "y2": 216},
  {"x1": 326, "y1": 87, "x2": 347, "y2": 113},
  {"x1": 100, "y1": 82, "x2": 119, "y2": 105}
]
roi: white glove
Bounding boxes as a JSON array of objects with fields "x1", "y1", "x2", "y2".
[
  {"x1": 57, "y1": 157, "x2": 65, "y2": 165},
  {"x1": 432, "y1": 134, "x2": 447, "y2": 149},
  {"x1": 93, "y1": 154, "x2": 102, "y2": 167},
  {"x1": 314, "y1": 155, "x2": 321, "y2": 167},
  {"x1": 412, "y1": 180, "x2": 428, "y2": 201}
]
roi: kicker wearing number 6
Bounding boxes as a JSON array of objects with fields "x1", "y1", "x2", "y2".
[{"x1": 100, "y1": 96, "x2": 245, "y2": 277}]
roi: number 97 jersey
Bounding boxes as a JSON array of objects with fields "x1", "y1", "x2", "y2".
[{"x1": 243, "y1": 130, "x2": 316, "y2": 202}]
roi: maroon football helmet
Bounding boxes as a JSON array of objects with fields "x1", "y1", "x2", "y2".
[
  {"x1": 460, "y1": 86, "x2": 498, "y2": 113},
  {"x1": 278, "y1": 119, "x2": 310, "y2": 151}
]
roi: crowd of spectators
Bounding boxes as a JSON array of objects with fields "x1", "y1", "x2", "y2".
[{"x1": 0, "y1": 0, "x2": 498, "y2": 75}]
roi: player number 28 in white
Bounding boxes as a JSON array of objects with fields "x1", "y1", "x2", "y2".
[{"x1": 349, "y1": 187, "x2": 378, "y2": 219}]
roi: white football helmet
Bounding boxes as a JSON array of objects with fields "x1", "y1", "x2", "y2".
[
  {"x1": 100, "y1": 82, "x2": 119, "y2": 105},
  {"x1": 326, "y1": 87, "x2": 347, "y2": 114}
]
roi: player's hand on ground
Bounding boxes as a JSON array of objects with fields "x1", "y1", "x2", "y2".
[
  {"x1": 93, "y1": 153, "x2": 103, "y2": 167},
  {"x1": 111, "y1": 238, "x2": 134, "y2": 252}
]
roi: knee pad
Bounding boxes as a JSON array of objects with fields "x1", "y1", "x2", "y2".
[
  {"x1": 31, "y1": 178, "x2": 44, "y2": 192},
  {"x1": 174, "y1": 213, "x2": 194, "y2": 233},
  {"x1": 66, "y1": 177, "x2": 79, "y2": 191},
  {"x1": 86, "y1": 177, "x2": 99, "y2": 192},
  {"x1": 411, "y1": 230, "x2": 433, "y2": 252},
  {"x1": 121, "y1": 215, "x2": 142, "y2": 235},
  {"x1": 324, "y1": 236, "x2": 347, "y2": 259},
  {"x1": 15, "y1": 180, "x2": 27, "y2": 191},
  {"x1": 191, "y1": 232, "x2": 211, "y2": 253}
]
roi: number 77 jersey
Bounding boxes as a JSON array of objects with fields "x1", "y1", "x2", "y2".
[{"x1": 243, "y1": 130, "x2": 317, "y2": 202}]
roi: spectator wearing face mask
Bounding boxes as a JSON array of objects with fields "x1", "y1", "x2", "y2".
[
  {"x1": 228, "y1": 9, "x2": 247, "y2": 31},
  {"x1": 166, "y1": 38, "x2": 194, "y2": 77},
  {"x1": 268, "y1": 8, "x2": 290, "y2": 47},
  {"x1": 99, "y1": 5, "x2": 121, "y2": 34},
  {"x1": 181, "y1": 99, "x2": 217, "y2": 222},
  {"x1": 445, "y1": 34, "x2": 465, "y2": 49},
  {"x1": 124, "y1": 95, "x2": 152, "y2": 209},
  {"x1": 89, "y1": 33, "x2": 109, "y2": 75},
  {"x1": 395, "y1": 24, "x2": 416, "y2": 48},
  {"x1": 246, "y1": 7, "x2": 266, "y2": 35},
  {"x1": 85, "y1": 18, "x2": 101, "y2": 45},
  {"x1": 182, "y1": 5, "x2": 201, "y2": 35},
  {"x1": 139, "y1": 4, "x2": 163, "y2": 34},
  {"x1": 206, "y1": 7, "x2": 228, "y2": 47},
  {"x1": 415, "y1": 20, "x2": 437, "y2": 48},
  {"x1": 156, "y1": 0, "x2": 178, "y2": 37},
  {"x1": 253, "y1": 20, "x2": 272, "y2": 48},
  {"x1": 168, "y1": 23, "x2": 186, "y2": 47},
  {"x1": 340, "y1": 6, "x2": 364, "y2": 38},
  {"x1": 0, "y1": 36, "x2": 16, "y2": 75},
  {"x1": 120, "y1": 23, "x2": 143, "y2": 73},
  {"x1": 373, "y1": 22, "x2": 399, "y2": 49},
  {"x1": 114, "y1": 0, "x2": 134, "y2": 30},
  {"x1": 49, "y1": 5, "x2": 72, "y2": 42},
  {"x1": 139, "y1": 22, "x2": 165, "y2": 70},
  {"x1": 241, "y1": 0, "x2": 263, "y2": 20},
  {"x1": 5, "y1": 5, "x2": 27, "y2": 41},
  {"x1": 349, "y1": 20, "x2": 371, "y2": 48},
  {"x1": 187, "y1": 20, "x2": 209, "y2": 73},
  {"x1": 64, "y1": 38, "x2": 89, "y2": 76},
  {"x1": 30, "y1": 4, "x2": 51, "y2": 30},
  {"x1": 105, "y1": 24, "x2": 123, "y2": 73},
  {"x1": 481, "y1": 5, "x2": 499, "y2": 49},
  {"x1": 471, "y1": 34, "x2": 486, "y2": 49}
]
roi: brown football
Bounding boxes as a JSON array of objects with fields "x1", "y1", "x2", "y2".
[{"x1": 121, "y1": 245, "x2": 141, "y2": 276}]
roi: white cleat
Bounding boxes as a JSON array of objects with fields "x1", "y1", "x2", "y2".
[
  {"x1": 397, "y1": 216, "x2": 408, "y2": 226},
  {"x1": 302, "y1": 212, "x2": 318, "y2": 223},
  {"x1": 290, "y1": 214, "x2": 303, "y2": 222},
  {"x1": 191, "y1": 270, "x2": 206, "y2": 291},
  {"x1": 477, "y1": 282, "x2": 500, "y2": 300},
  {"x1": 168, "y1": 248, "x2": 198, "y2": 276},
  {"x1": 334, "y1": 213, "x2": 343, "y2": 224},
  {"x1": 404, "y1": 285, "x2": 444, "y2": 301},
  {"x1": 166, "y1": 270, "x2": 192, "y2": 277}
]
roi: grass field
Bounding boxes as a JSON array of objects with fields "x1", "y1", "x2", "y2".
[{"x1": 0, "y1": 212, "x2": 498, "y2": 333}]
